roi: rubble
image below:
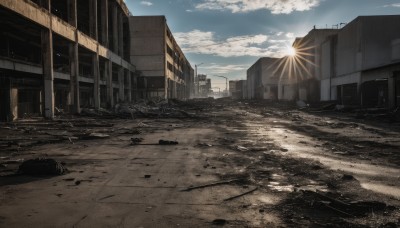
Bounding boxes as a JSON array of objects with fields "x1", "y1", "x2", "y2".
[{"x1": 18, "y1": 158, "x2": 67, "y2": 176}]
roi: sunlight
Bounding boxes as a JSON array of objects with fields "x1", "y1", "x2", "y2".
[{"x1": 287, "y1": 46, "x2": 296, "y2": 57}]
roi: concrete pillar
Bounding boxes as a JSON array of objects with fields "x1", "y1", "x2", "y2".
[
  {"x1": 10, "y1": 87, "x2": 18, "y2": 121},
  {"x1": 68, "y1": 0, "x2": 80, "y2": 113},
  {"x1": 105, "y1": 61, "x2": 113, "y2": 107},
  {"x1": 126, "y1": 71, "x2": 132, "y2": 102},
  {"x1": 42, "y1": 29, "x2": 54, "y2": 119},
  {"x1": 89, "y1": 0, "x2": 98, "y2": 40},
  {"x1": 100, "y1": 0, "x2": 109, "y2": 47},
  {"x1": 41, "y1": 0, "x2": 54, "y2": 119},
  {"x1": 93, "y1": 52, "x2": 100, "y2": 109},
  {"x1": 118, "y1": 12, "x2": 124, "y2": 57},
  {"x1": 112, "y1": 4, "x2": 118, "y2": 53},
  {"x1": 118, "y1": 67, "x2": 125, "y2": 102}
]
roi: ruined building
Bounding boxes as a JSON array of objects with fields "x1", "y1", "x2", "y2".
[
  {"x1": 129, "y1": 16, "x2": 194, "y2": 100},
  {"x1": 0, "y1": 1, "x2": 194, "y2": 122},
  {"x1": 0, "y1": 0, "x2": 137, "y2": 121}
]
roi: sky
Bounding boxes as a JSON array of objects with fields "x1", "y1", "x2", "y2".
[{"x1": 125, "y1": 0, "x2": 400, "y2": 89}]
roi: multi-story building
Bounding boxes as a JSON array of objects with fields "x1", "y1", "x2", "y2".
[
  {"x1": 0, "y1": 0, "x2": 136, "y2": 121},
  {"x1": 292, "y1": 28, "x2": 339, "y2": 102},
  {"x1": 321, "y1": 15, "x2": 400, "y2": 108},
  {"x1": 247, "y1": 57, "x2": 280, "y2": 100},
  {"x1": 129, "y1": 16, "x2": 193, "y2": 100}
]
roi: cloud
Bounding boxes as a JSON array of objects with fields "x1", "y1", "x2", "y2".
[
  {"x1": 384, "y1": 3, "x2": 400, "y2": 7},
  {"x1": 195, "y1": 0, "x2": 320, "y2": 14},
  {"x1": 140, "y1": 1, "x2": 153, "y2": 6},
  {"x1": 174, "y1": 29, "x2": 294, "y2": 58},
  {"x1": 202, "y1": 64, "x2": 248, "y2": 74}
]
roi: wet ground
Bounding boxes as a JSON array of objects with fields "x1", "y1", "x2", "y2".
[{"x1": 0, "y1": 99, "x2": 399, "y2": 227}]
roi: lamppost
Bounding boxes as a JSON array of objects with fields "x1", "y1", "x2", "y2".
[
  {"x1": 213, "y1": 75, "x2": 228, "y2": 97},
  {"x1": 195, "y1": 63, "x2": 204, "y2": 98}
]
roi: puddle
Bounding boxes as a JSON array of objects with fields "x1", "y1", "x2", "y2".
[{"x1": 267, "y1": 183, "x2": 294, "y2": 192}]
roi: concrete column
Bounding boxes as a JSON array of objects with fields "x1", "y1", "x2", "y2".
[
  {"x1": 89, "y1": 0, "x2": 98, "y2": 40},
  {"x1": 118, "y1": 12, "x2": 124, "y2": 57},
  {"x1": 126, "y1": 71, "x2": 132, "y2": 102},
  {"x1": 42, "y1": 29, "x2": 54, "y2": 119},
  {"x1": 93, "y1": 52, "x2": 100, "y2": 109},
  {"x1": 105, "y1": 61, "x2": 113, "y2": 107},
  {"x1": 41, "y1": 0, "x2": 54, "y2": 119},
  {"x1": 68, "y1": 0, "x2": 80, "y2": 113},
  {"x1": 118, "y1": 67, "x2": 125, "y2": 102},
  {"x1": 112, "y1": 4, "x2": 118, "y2": 53},
  {"x1": 100, "y1": 0, "x2": 109, "y2": 47}
]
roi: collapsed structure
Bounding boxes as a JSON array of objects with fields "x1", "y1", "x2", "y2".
[{"x1": 0, "y1": 0, "x2": 193, "y2": 122}]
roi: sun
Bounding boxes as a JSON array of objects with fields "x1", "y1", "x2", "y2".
[{"x1": 287, "y1": 46, "x2": 296, "y2": 57}]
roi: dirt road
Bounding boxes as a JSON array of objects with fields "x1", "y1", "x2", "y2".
[{"x1": 1, "y1": 100, "x2": 399, "y2": 227}]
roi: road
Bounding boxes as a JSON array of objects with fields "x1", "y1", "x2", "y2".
[{"x1": 1, "y1": 100, "x2": 399, "y2": 227}]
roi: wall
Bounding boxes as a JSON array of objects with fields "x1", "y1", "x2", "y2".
[{"x1": 129, "y1": 16, "x2": 165, "y2": 77}]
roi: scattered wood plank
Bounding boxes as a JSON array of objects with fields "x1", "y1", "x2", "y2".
[
  {"x1": 223, "y1": 187, "x2": 258, "y2": 201},
  {"x1": 181, "y1": 179, "x2": 242, "y2": 192}
]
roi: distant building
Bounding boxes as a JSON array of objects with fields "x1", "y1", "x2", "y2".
[
  {"x1": 321, "y1": 15, "x2": 400, "y2": 108},
  {"x1": 129, "y1": 16, "x2": 193, "y2": 100},
  {"x1": 230, "y1": 80, "x2": 247, "y2": 99},
  {"x1": 247, "y1": 57, "x2": 280, "y2": 100},
  {"x1": 229, "y1": 80, "x2": 237, "y2": 96}
]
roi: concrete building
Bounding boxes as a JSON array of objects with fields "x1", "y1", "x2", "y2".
[
  {"x1": 129, "y1": 16, "x2": 193, "y2": 100},
  {"x1": 230, "y1": 80, "x2": 247, "y2": 99},
  {"x1": 0, "y1": 0, "x2": 136, "y2": 121},
  {"x1": 247, "y1": 57, "x2": 280, "y2": 100},
  {"x1": 229, "y1": 80, "x2": 237, "y2": 97},
  {"x1": 321, "y1": 15, "x2": 400, "y2": 108},
  {"x1": 197, "y1": 74, "x2": 210, "y2": 97},
  {"x1": 292, "y1": 28, "x2": 339, "y2": 103}
]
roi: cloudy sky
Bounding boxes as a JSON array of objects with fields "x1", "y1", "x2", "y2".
[{"x1": 125, "y1": 0, "x2": 400, "y2": 89}]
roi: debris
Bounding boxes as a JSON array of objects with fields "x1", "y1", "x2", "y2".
[
  {"x1": 234, "y1": 145, "x2": 249, "y2": 152},
  {"x1": 212, "y1": 219, "x2": 227, "y2": 226},
  {"x1": 198, "y1": 143, "x2": 213, "y2": 147},
  {"x1": 144, "y1": 175, "x2": 151, "y2": 178},
  {"x1": 342, "y1": 174, "x2": 355, "y2": 181},
  {"x1": 181, "y1": 179, "x2": 243, "y2": 192},
  {"x1": 18, "y1": 158, "x2": 67, "y2": 176},
  {"x1": 81, "y1": 133, "x2": 110, "y2": 140},
  {"x1": 159, "y1": 140, "x2": 178, "y2": 145},
  {"x1": 296, "y1": 100, "x2": 308, "y2": 108},
  {"x1": 99, "y1": 195, "x2": 115, "y2": 200},
  {"x1": 131, "y1": 138, "x2": 144, "y2": 145},
  {"x1": 75, "y1": 180, "x2": 81, "y2": 185},
  {"x1": 223, "y1": 187, "x2": 258, "y2": 201}
]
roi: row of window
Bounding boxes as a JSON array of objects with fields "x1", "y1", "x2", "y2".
[{"x1": 167, "y1": 62, "x2": 184, "y2": 78}]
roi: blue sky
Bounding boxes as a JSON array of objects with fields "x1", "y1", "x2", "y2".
[{"x1": 125, "y1": 0, "x2": 400, "y2": 89}]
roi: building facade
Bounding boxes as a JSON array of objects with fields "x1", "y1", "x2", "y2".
[
  {"x1": 321, "y1": 16, "x2": 400, "y2": 108},
  {"x1": 247, "y1": 57, "x2": 280, "y2": 100},
  {"x1": 129, "y1": 16, "x2": 193, "y2": 100},
  {"x1": 292, "y1": 28, "x2": 339, "y2": 103},
  {"x1": 0, "y1": 0, "x2": 136, "y2": 121}
]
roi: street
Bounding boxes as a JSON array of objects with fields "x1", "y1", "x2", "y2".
[{"x1": 1, "y1": 99, "x2": 399, "y2": 227}]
